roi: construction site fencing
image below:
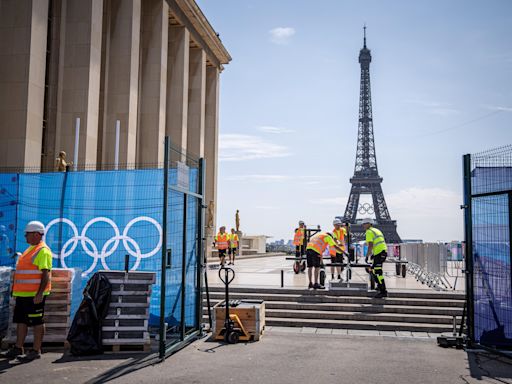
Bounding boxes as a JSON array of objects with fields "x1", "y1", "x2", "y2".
[
  {"x1": 464, "y1": 144, "x2": 512, "y2": 351},
  {"x1": 398, "y1": 242, "x2": 462, "y2": 291},
  {"x1": 0, "y1": 137, "x2": 205, "y2": 358}
]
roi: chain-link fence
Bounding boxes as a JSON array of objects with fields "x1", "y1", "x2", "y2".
[
  {"x1": 464, "y1": 144, "x2": 512, "y2": 350},
  {"x1": 0, "y1": 137, "x2": 205, "y2": 358}
]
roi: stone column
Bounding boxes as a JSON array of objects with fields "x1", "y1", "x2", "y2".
[
  {"x1": 204, "y1": 66, "x2": 219, "y2": 258},
  {"x1": 137, "y1": 0, "x2": 168, "y2": 165},
  {"x1": 165, "y1": 25, "x2": 189, "y2": 160},
  {"x1": 0, "y1": 0, "x2": 49, "y2": 170},
  {"x1": 55, "y1": 0, "x2": 103, "y2": 169},
  {"x1": 101, "y1": 0, "x2": 141, "y2": 167},
  {"x1": 186, "y1": 48, "x2": 206, "y2": 158}
]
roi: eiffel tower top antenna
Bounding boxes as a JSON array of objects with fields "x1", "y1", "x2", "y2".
[{"x1": 363, "y1": 24, "x2": 367, "y2": 48}]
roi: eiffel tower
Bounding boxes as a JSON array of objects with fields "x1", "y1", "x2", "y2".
[{"x1": 342, "y1": 27, "x2": 401, "y2": 243}]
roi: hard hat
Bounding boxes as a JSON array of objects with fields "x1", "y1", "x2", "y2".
[
  {"x1": 361, "y1": 218, "x2": 374, "y2": 225},
  {"x1": 298, "y1": 220, "x2": 305, "y2": 225},
  {"x1": 333, "y1": 218, "x2": 342, "y2": 225},
  {"x1": 24, "y1": 221, "x2": 45, "y2": 234}
]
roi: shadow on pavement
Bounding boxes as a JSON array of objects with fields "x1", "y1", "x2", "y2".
[{"x1": 466, "y1": 351, "x2": 512, "y2": 382}]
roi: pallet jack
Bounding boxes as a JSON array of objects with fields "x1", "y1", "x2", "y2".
[{"x1": 215, "y1": 267, "x2": 251, "y2": 344}]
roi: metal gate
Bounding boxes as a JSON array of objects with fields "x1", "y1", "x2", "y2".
[{"x1": 463, "y1": 145, "x2": 512, "y2": 350}]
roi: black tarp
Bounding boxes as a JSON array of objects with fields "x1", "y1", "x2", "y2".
[{"x1": 67, "y1": 272, "x2": 112, "y2": 356}]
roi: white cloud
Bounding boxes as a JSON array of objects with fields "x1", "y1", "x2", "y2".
[
  {"x1": 386, "y1": 187, "x2": 462, "y2": 241},
  {"x1": 484, "y1": 105, "x2": 512, "y2": 112},
  {"x1": 219, "y1": 134, "x2": 291, "y2": 161},
  {"x1": 269, "y1": 27, "x2": 296, "y2": 45},
  {"x1": 257, "y1": 126, "x2": 295, "y2": 134}
]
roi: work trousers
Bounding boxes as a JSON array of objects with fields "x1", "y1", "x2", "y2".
[
  {"x1": 295, "y1": 245, "x2": 304, "y2": 258},
  {"x1": 371, "y1": 251, "x2": 387, "y2": 293}
]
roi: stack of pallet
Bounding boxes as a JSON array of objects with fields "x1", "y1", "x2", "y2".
[
  {"x1": 99, "y1": 271, "x2": 155, "y2": 353},
  {"x1": 3, "y1": 268, "x2": 81, "y2": 347},
  {"x1": 0, "y1": 267, "x2": 13, "y2": 338}
]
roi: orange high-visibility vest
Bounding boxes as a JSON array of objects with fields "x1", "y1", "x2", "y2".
[
  {"x1": 215, "y1": 233, "x2": 229, "y2": 250},
  {"x1": 293, "y1": 228, "x2": 305, "y2": 246},
  {"x1": 12, "y1": 242, "x2": 51, "y2": 296},
  {"x1": 307, "y1": 233, "x2": 333, "y2": 255},
  {"x1": 332, "y1": 228, "x2": 345, "y2": 253},
  {"x1": 229, "y1": 233, "x2": 239, "y2": 248}
]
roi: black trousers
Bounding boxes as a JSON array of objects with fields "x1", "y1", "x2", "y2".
[
  {"x1": 295, "y1": 245, "x2": 304, "y2": 258},
  {"x1": 371, "y1": 251, "x2": 387, "y2": 292}
]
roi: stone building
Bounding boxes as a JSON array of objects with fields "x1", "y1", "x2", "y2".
[{"x1": 0, "y1": 0, "x2": 230, "y2": 228}]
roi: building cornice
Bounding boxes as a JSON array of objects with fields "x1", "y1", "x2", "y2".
[{"x1": 167, "y1": 0, "x2": 231, "y2": 68}]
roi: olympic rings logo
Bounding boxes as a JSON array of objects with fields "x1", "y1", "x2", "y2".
[{"x1": 44, "y1": 217, "x2": 162, "y2": 275}]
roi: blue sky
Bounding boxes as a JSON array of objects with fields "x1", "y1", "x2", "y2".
[{"x1": 197, "y1": 0, "x2": 512, "y2": 242}]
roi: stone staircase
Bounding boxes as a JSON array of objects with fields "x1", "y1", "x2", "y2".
[{"x1": 204, "y1": 286, "x2": 465, "y2": 333}]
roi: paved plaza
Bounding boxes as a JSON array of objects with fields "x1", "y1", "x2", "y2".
[
  {"x1": 1, "y1": 330, "x2": 511, "y2": 384},
  {"x1": 206, "y1": 255, "x2": 464, "y2": 292}
]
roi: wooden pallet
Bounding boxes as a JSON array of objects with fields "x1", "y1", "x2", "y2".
[{"x1": 98, "y1": 271, "x2": 155, "y2": 353}]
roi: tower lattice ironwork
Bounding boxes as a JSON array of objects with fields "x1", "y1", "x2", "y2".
[{"x1": 342, "y1": 27, "x2": 401, "y2": 243}]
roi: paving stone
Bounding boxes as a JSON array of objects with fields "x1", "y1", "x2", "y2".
[
  {"x1": 269, "y1": 326, "x2": 301, "y2": 333},
  {"x1": 316, "y1": 328, "x2": 333, "y2": 335},
  {"x1": 412, "y1": 332, "x2": 429, "y2": 338},
  {"x1": 332, "y1": 329, "x2": 348, "y2": 335},
  {"x1": 396, "y1": 331, "x2": 413, "y2": 337},
  {"x1": 347, "y1": 329, "x2": 380, "y2": 336},
  {"x1": 301, "y1": 327, "x2": 317, "y2": 334},
  {"x1": 379, "y1": 331, "x2": 397, "y2": 337}
]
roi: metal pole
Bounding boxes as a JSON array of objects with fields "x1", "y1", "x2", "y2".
[
  {"x1": 181, "y1": 195, "x2": 188, "y2": 341},
  {"x1": 462, "y1": 153, "x2": 474, "y2": 345},
  {"x1": 196, "y1": 158, "x2": 206, "y2": 333},
  {"x1": 159, "y1": 137, "x2": 170, "y2": 359},
  {"x1": 73, "y1": 117, "x2": 80, "y2": 171},
  {"x1": 114, "y1": 120, "x2": 120, "y2": 170},
  {"x1": 281, "y1": 269, "x2": 284, "y2": 287}
]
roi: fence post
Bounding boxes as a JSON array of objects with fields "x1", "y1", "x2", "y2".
[
  {"x1": 196, "y1": 158, "x2": 206, "y2": 333},
  {"x1": 181, "y1": 194, "x2": 187, "y2": 341},
  {"x1": 159, "y1": 137, "x2": 170, "y2": 359},
  {"x1": 462, "y1": 153, "x2": 474, "y2": 346}
]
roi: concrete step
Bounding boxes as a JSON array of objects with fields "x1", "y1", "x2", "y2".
[
  {"x1": 202, "y1": 306, "x2": 460, "y2": 325},
  {"x1": 264, "y1": 309, "x2": 461, "y2": 325},
  {"x1": 203, "y1": 299, "x2": 463, "y2": 316},
  {"x1": 266, "y1": 317, "x2": 454, "y2": 333},
  {"x1": 202, "y1": 315, "x2": 454, "y2": 333},
  {"x1": 206, "y1": 285, "x2": 465, "y2": 301},
  {"x1": 206, "y1": 291, "x2": 465, "y2": 308}
]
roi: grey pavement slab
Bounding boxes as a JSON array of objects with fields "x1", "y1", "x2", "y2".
[
  {"x1": 301, "y1": 327, "x2": 317, "y2": 334},
  {"x1": 332, "y1": 329, "x2": 348, "y2": 335},
  {"x1": 1, "y1": 334, "x2": 511, "y2": 384},
  {"x1": 315, "y1": 328, "x2": 333, "y2": 335},
  {"x1": 347, "y1": 329, "x2": 381, "y2": 336},
  {"x1": 379, "y1": 330, "x2": 397, "y2": 337}
]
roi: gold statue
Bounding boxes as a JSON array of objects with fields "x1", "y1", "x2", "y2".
[
  {"x1": 55, "y1": 151, "x2": 72, "y2": 172},
  {"x1": 207, "y1": 201, "x2": 215, "y2": 228},
  {"x1": 235, "y1": 209, "x2": 240, "y2": 232}
]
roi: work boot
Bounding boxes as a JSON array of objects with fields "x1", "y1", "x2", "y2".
[
  {"x1": 331, "y1": 273, "x2": 335, "y2": 279},
  {"x1": 337, "y1": 274, "x2": 342, "y2": 280},
  {"x1": 0, "y1": 346, "x2": 23, "y2": 359},
  {"x1": 308, "y1": 282, "x2": 314, "y2": 289},
  {"x1": 17, "y1": 349, "x2": 41, "y2": 362},
  {"x1": 374, "y1": 291, "x2": 388, "y2": 299}
]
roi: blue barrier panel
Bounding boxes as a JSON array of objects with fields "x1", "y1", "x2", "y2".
[
  {"x1": 0, "y1": 174, "x2": 18, "y2": 267},
  {"x1": 0, "y1": 167, "x2": 201, "y2": 329},
  {"x1": 472, "y1": 193, "x2": 512, "y2": 347}
]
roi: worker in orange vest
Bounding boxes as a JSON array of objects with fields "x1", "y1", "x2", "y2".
[
  {"x1": 214, "y1": 226, "x2": 229, "y2": 266},
  {"x1": 293, "y1": 220, "x2": 306, "y2": 259},
  {"x1": 228, "y1": 228, "x2": 239, "y2": 266},
  {"x1": 1, "y1": 221, "x2": 52, "y2": 361},
  {"x1": 330, "y1": 218, "x2": 347, "y2": 280},
  {"x1": 306, "y1": 232, "x2": 343, "y2": 289}
]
